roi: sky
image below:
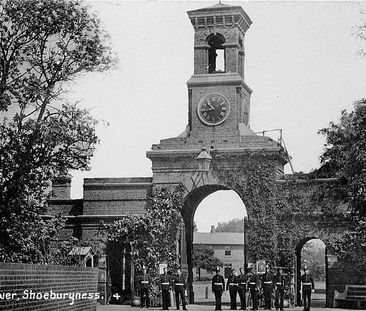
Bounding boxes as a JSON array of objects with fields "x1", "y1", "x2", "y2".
[{"x1": 67, "y1": 1, "x2": 366, "y2": 232}]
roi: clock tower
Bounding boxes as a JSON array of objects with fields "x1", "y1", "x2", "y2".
[
  {"x1": 147, "y1": 2, "x2": 285, "y2": 170},
  {"x1": 186, "y1": 3, "x2": 253, "y2": 140},
  {"x1": 146, "y1": 4, "x2": 287, "y2": 303}
]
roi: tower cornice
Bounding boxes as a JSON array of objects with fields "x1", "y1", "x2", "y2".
[
  {"x1": 187, "y1": 73, "x2": 252, "y2": 94},
  {"x1": 187, "y1": 3, "x2": 252, "y2": 33}
]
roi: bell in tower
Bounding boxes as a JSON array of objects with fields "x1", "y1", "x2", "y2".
[{"x1": 186, "y1": 2, "x2": 253, "y2": 140}]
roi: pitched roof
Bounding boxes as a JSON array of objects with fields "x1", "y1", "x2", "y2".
[
  {"x1": 193, "y1": 232, "x2": 244, "y2": 245},
  {"x1": 69, "y1": 246, "x2": 93, "y2": 256}
]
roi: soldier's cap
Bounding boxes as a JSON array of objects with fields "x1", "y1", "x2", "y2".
[{"x1": 215, "y1": 267, "x2": 220, "y2": 272}]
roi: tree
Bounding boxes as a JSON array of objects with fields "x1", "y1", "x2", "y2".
[
  {"x1": 192, "y1": 244, "x2": 222, "y2": 281},
  {"x1": 103, "y1": 186, "x2": 184, "y2": 280},
  {"x1": 215, "y1": 218, "x2": 244, "y2": 232},
  {"x1": 319, "y1": 99, "x2": 366, "y2": 280},
  {"x1": 319, "y1": 99, "x2": 366, "y2": 213},
  {"x1": 0, "y1": 0, "x2": 115, "y2": 263}
]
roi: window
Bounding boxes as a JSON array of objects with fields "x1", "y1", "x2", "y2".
[{"x1": 225, "y1": 246, "x2": 231, "y2": 256}]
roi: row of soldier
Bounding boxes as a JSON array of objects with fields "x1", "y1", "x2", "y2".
[
  {"x1": 138, "y1": 264, "x2": 315, "y2": 311},
  {"x1": 137, "y1": 266, "x2": 187, "y2": 310},
  {"x1": 212, "y1": 265, "x2": 314, "y2": 311}
]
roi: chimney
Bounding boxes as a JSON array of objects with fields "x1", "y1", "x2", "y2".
[
  {"x1": 210, "y1": 225, "x2": 215, "y2": 234},
  {"x1": 52, "y1": 174, "x2": 72, "y2": 199}
]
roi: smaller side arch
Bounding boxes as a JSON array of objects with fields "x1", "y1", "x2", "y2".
[{"x1": 295, "y1": 237, "x2": 328, "y2": 307}]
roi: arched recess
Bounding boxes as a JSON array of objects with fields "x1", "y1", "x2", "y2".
[
  {"x1": 294, "y1": 237, "x2": 328, "y2": 308},
  {"x1": 107, "y1": 242, "x2": 132, "y2": 304},
  {"x1": 181, "y1": 184, "x2": 248, "y2": 303},
  {"x1": 207, "y1": 33, "x2": 226, "y2": 73}
]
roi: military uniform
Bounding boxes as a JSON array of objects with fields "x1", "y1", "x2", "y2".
[
  {"x1": 227, "y1": 271, "x2": 238, "y2": 310},
  {"x1": 160, "y1": 272, "x2": 172, "y2": 310},
  {"x1": 237, "y1": 269, "x2": 248, "y2": 310},
  {"x1": 212, "y1": 272, "x2": 225, "y2": 311},
  {"x1": 300, "y1": 272, "x2": 314, "y2": 311},
  {"x1": 262, "y1": 270, "x2": 274, "y2": 310},
  {"x1": 139, "y1": 272, "x2": 151, "y2": 308},
  {"x1": 173, "y1": 272, "x2": 187, "y2": 310},
  {"x1": 247, "y1": 269, "x2": 259, "y2": 311},
  {"x1": 274, "y1": 271, "x2": 285, "y2": 311}
]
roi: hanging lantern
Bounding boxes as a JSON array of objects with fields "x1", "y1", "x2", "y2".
[{"x1": 196, "y1": 148, "x2": 212, "y2": 172}]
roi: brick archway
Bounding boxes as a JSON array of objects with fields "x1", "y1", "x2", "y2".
[{"x1": 181, "y1": 185, "x2": 248, "y2": 303}]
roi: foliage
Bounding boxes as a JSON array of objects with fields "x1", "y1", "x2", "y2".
[
  {"x1": 0, "y1": 0, "x2": 115, "y2": 111},
  {"x1": 192, "y1": 244, "x2": 222, "y2": 280},
  {"x1": 103, "y1": 186, "x2": 184, "y2": 276},
  {"x1": 319, "y1": 99, "x2": 366, "y2": 214},
  {"x1": 0, "y1": 0, "x2": 115, "y2": 263},
  {"x1": 215, "y1": 218, "x2": 244, "y2": 232},
  {"x1": 213, "y1": 158, "x2": 283, "y2": 266},
  {"x1": 326, "y1": 215, "x2": 366, "y2": 283},
  {"x1": 212, "y1": 155, "x2": 347, "y2": 269},
  {"x1": 352, "y1": 11, "x2": 366, "y2": 57},
  {"x1": 318, "y1": 100, "x2": 366, "y2": 279},
  {"x1": 193, "y1": 221, "x2": 198, "y2": 232}
]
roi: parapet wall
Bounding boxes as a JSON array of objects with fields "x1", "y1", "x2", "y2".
[{"x1": 0, "y1": 262, "x2": 99, "y2": 310}]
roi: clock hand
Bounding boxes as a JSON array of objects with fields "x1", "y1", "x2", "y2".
[
  {"x1": 201, "y1": 108, "x2": 215, "y2": 112},
  {"x1": 207, "y1": 99, "x2": 214, "y2": 109}
]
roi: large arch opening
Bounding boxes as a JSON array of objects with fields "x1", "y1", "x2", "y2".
[
  {"x1": 182, "y1": 185, "x2": 248, "y2": 304},
  {"x1": 295, "y1": 238, "x2": 327, "y2": 308}
]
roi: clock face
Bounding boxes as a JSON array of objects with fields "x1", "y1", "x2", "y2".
[{"x1": 197, "y1": 94, "x2": 230, "y2": 126}]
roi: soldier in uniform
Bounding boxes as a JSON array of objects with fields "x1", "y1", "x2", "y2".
[
  {"x1": 274, "y1": 267, "x2": 285, "y2": 311},
  {"x1": 300, "y1": 266, "x2": 315, "y2": 311},
  {"x1": 139, "y1": 266, "x2": 151, "y2": 308},
  {"x1": 247, "y1": 265, "x2": 260, "y2": 311},
  {"x1": 262, "y1": 264, "x2": 274, "y2": 310},
  {"x1": 160, "y1": 267, "x2": 172, "y2": 310},
  {"x1": 173, "y1": 267, "x2": 187, "y2": 310},
  {"x1": 212, "y1": 267, "x2": 225, "y2": 311},
  {"x1": 237, "y1": 267, "x2": 248, "y2": 311},
  {"x1": 226, "y1": 268, "x2": 238, "y2": 310}
]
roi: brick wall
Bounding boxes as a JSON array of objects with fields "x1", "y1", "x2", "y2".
[{"x1": 0, "y1": 262, "x2": 99, "y2": 310}]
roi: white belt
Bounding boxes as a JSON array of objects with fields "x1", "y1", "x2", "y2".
[
  {"x1": 303, "y1": 283, "x2": 312, "y2": 285},
  {"x1": 240, "y1": 283, "x2": 246, "y2": 285},
  {"x1": 276, "y1": 283, "x2": 283, "y2": 285},
  {"x1": 229, "y1": 283, "x2": 237, "y2": 286},
  {"x1": 249, "y1": 282, "x2": 256, "y2": 284},
  {"x1": 175, "y1": 283, "x2": 183, "y2": 286},
  {"x1": 214, "y1": 283, "x2": 223, "y2": 286},
  {"x1": 142, "y1": 281, "x2": 149, "y2": 283},
  {"x1": 162, "y1": 283, "x2": 169, "y2": 285}
]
